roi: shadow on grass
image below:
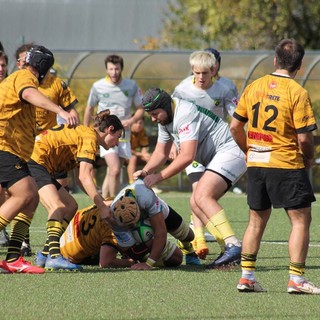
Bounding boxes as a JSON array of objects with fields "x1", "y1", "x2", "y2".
[{"x1": 81, "y1": 264, "x2": 208, "y2": 273}]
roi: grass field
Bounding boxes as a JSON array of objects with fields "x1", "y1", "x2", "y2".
[{"x1": 2, "y1": 191, "x2": 320, "y2": 320}]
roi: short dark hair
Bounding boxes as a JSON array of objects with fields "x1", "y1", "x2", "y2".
[
  {"x1": 15, "y1": 43, "x2": 34, "y2": 61},
  {"x1": 104, "y1": 54, "x2": 124, "y2": 69},
  {"x1": 275, "y1": 39, "x2": 304, "y2": 73},
  {"x1": 93, "y1": 109, "x2": 124, "y2": 135}
]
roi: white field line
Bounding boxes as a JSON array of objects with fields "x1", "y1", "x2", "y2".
[{"x1": 8, "y1": 228, "x2": 320, "y2": 248}]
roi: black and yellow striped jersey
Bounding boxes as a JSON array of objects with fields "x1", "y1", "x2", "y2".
[
  {"x1": 60, "y1": 204, "x2": 117, "y2": 263},
  {"x1": 0, "y1": 69, "x2": 39, "y2": 161},
  {"x1": 35, "y1": 73, "x2": 78, "y2": 133},
  {"x1": 31, "y1": 124, "x2": 98, "y2": 175},
  {"x1": 234, "y1": 74, "x2": 317, "y2": 169}
]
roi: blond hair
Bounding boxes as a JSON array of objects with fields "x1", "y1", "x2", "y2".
[{"x1": 189, "y1": 50, "x2": 216, "y2": 70}]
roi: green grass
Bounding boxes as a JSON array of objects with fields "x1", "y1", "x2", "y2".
[{"x1": 2, "y1": 191, "x2": 320, "y2": 320}]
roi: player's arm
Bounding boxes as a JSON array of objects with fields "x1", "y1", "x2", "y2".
[
  {"x1": 78, "y1": 161, "x2": 114, "y2": 223},
  {"x1": 99, "y1": 245, "x2": 135, "y2": 268},
  {"x1": 139, "y1": 146, "x2": 151, "y2": 162},
  {"x1": 22, "y1": 87, "x2": 78, "y2": 126},
  {"x1": 68, "y1": 106, "x2": 80, "y2": 123},
  {"x1": 142, "y1": 139, "x2": 197, "y2": 188},
  {"x1": 122, "y1": 107, "x2": 144, "y2": 128},
  {"x1": 229, "y1": 117, "x2": 248, "y2": 154},
  {"x1": 134, "y1": 141, "x2": 171, "y2": 179},
  {"x1": 83, "y1": 104, "x2": 94, "y2": 126},
  {"x1": 298, "y1": 131, "x2": 314, "y2": 169},
  {"x1": 131, "y1": 212, "x2": 167, "y2": 270}
]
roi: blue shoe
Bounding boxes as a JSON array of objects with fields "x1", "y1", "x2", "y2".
[
  {"x1": 35, "y1": 251, "x2": 47, "y2": 267},
  {"x1": 206, "y1": 243, "x2": 241, "y2": 269},
  {"x1": 186, "y1": 253, "x2": 202, "y2": 266},
  {"x1": 45, "y1": 255, "x2": 83, "y2": 271}
]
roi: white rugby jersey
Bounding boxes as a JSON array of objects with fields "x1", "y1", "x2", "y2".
[
  {"x1": 87, "y1": 77, "x2": 143, "y2": 137},
  {"x1": 218, "y1": 75, "x2": 238, "y2": 100},
  {"x1": 158, "y1": 97, "x2": 236, "y2": 166},
  {"x1": 111, "y1": 179, "x2": 170, "y2": 221},
  {"x1": 172, "y1": 75, "x2": 238, "y2": 121}
]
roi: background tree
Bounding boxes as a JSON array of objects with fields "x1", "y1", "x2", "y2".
[{"x1": 161, "y1": 0, "x2": 320, "y2": 50}]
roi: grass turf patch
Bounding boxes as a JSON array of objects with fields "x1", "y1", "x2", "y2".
[{"x1": 1, "y1": 191, "x2": 320, "y2": 320}]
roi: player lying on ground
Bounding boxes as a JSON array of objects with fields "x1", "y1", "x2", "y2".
[
  {"x1": 109, "y1": 179, "x2": 200, "y2": 270},
  {"x1": 57, "y1": 199, "x2": 182, "y2": 268}
]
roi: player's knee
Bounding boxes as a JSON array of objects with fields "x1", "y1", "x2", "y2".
[
  {"x1": 161, "y1": 243, "x2": 183, "y2": 267},
  {"x1": 108, "y1": 167, "x2": 121, "y2": 177},
  {"x1": 170, "y1": 221, "x2": 193, "y2": 242},
  {"x1": 163, "y1": 248, "x2": 183, "y2": 267}
]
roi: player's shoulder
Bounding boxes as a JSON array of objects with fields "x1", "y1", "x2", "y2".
[
  {"x1": 211, "y1": 78, "x2": 232, "y2": 92},
  {"x1": 14, "y1": 68, "x2": 39, "y2": 85},
  {"x1": 219, "y1": 76, "x2": 236, "y2": 87},
  {"x1": 173, "y1": 96, "x2": 196, "y2": 110},
  {"x1": 76, "y1": 124, "x2": 95, "y2": 134},
  {"x1": 121, "y1": 78, "x2": 139, "y2": 89},
  {"x1": 175, "y1": 76, "x2": 193, "y2": 90},
  {"x1": 92, "y1": 77, "x2": 107, "y2": 87},
  {"x1": 43, "y1": 73, "x2": 70, "y2": 89}
]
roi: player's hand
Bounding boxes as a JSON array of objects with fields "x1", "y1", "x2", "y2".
[
  {"x1": 143, "y1": 173, "x2": 162, "y2": 188},
  {"x1": 168, "y1": 144, "x2": 178, "y2": 161},
  {"x1": 99, "y1": 203, "x2": 116, "y2": 226},
  {"x1": 58, "y1": 109, "x2": 78, "y2": 128},
  {"x1": 121, "y1": 119, "x2": 131, "y2": 129},
  {"x1": 131, "y1": 262, "x2": 153, "y2": 270},
  {"x1": 133, "y1": 169, "x2": 148, "y2": 180}
]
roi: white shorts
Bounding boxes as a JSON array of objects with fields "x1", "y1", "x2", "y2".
[
  {"x1": 187, "y1": 145, "x2": 246, "y2": 185},
  {"x1": 100, "y1": 141, "x2": 132, "y2": 160}
]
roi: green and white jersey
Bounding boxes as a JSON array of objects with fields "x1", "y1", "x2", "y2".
[
  {"x1": 87, "y1": 77, "x2": 143, "y2": 137},
  {"x1": 172, "y1": 75, "x2": 238, "y2": 121},
  {"x1": 158, "y1": 97, "x2": 237, "y2": 166},
  {"x1": 111, "y1": 179, "x2": 170, "y2": 220}
]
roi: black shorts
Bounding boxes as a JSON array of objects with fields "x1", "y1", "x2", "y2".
[
  {"x1": 165, "y1": 206, "x2": 183, "y2": 232},
  {"x1": 0, "y1": 151, "x2": 31, "y2": 188},
  {"x1": 53, "y1": 172, "x2": 68, "y2": 180},
  {"x1": 247, "y1": 167, "x2": 316, "y2": 210},
  {"x1": 28, "y1": 159, "x2": 62, "y2": 190}
]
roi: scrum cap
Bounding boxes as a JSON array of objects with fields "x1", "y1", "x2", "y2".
[
  {"x1": 112, "y1": 189, "x2": 141, "y2": 227},
  {"x1": 26, "y1": 46, "x2": 54, "y2": 83},
  {"x1": 142, "y1": 88, "x2": 173, "y2": 122}
]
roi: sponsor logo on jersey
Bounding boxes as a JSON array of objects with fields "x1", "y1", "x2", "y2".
[
  {"x1": 255, "y1": 91, "x2": 280, "y2": 101},
  {"x1": 248, "y1": 130, "x2": 273, "y2": 142},
  {"x1": 269, "y1": 81, "x2": 277, "y2": 89},
  {"x1": 178, "y1": 123, "x2": 191, "y2": 135},
  {"x1": 214, "y1": 99, "x2": 220, "y2": 106}
]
